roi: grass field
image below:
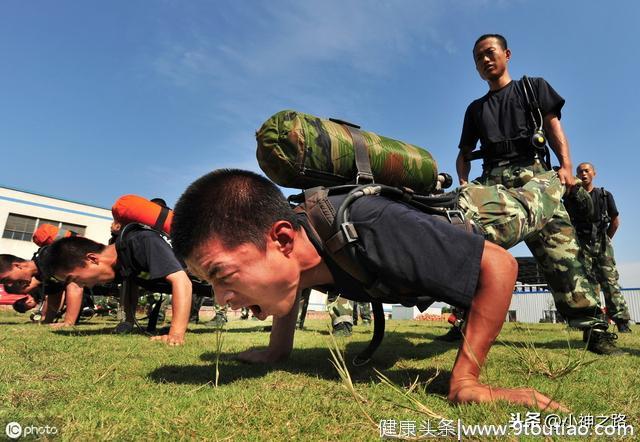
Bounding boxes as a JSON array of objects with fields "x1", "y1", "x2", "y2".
[{"x1": 0, "y1": 311, "x2": 638, "y2": 441}]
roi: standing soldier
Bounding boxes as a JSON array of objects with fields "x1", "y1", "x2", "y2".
[
  {"x1": 456, "y1": 34, "x2": 622, "y2": 354},
  {"x1": 566, "y1": 162, "x2": 632, "y2": 333}
]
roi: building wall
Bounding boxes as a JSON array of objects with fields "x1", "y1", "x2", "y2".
[
  {"x1": 308, "y1": 288, "x2": 640, "y2": 323},
  {"x1": 0, "y1": 186, "x2": 113, "y2": 259},
  {"x1": 616, "y1": 289, "x2": 640, "y2": 323},
  {"x1": 508, "y1": 289, "x2": 640, "y2": 324}
]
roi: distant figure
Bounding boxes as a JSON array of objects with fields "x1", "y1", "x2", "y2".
[{"x1": 566, "y1": 162, "x2": 632, "y2": 333}]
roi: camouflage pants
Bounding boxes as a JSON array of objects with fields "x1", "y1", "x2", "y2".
[
  {"x1": 353, "y1": 302, "x2": 372, "y2": 323},
  {"x1": 460, "y1": 160, "x2": 606, "y2": 329},
  {"x1": 190, "y1": 295, "x2": 227, "y2": 322},
  {"x1": 459, "y1": 170, "x2": 565, "y2": 249},
  {"x1": 327, "y1": 291, "x2": 354, "y2": 327},
  {"x1": 582, "y1": 237, "x2": 631, "y2": 321}
]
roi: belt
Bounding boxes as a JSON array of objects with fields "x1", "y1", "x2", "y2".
[{"x1": 481, "y1": 139, "x2": 536, "y2": 168}]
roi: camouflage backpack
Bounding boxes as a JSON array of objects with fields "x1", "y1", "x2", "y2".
[{"x1": 257, "y1": 110, "x2": 440, "y2": 193}]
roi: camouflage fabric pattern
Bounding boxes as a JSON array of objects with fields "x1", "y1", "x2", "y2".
[
  {"x1": 471, "y1": 160, "x2": 606, "y2": 329},
  {"x1": 353, "y1": 302, "x2": 372, "y2": 323},
  {"x1": 581, "y1": 236, "x2": 631, "y2": 321},
  {"x1": 327, "y1": 291, "x2": 354, "y2": 327},
  {"x1": 459, "y1": 170, "x2": 565, "y2": 249},
  {"x1": 256, "y1": 110, "x2": 438, "y2": 193}
]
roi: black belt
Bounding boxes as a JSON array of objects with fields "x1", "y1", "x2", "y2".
[
  {"x1": 483, "y1": 138, "x2": 533, "y2": 160},
  {"x1": 465, "y1": 138, "x2": 534, "y2": 164}
]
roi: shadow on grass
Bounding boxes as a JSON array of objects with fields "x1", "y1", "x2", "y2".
[
  {"x1": 148, "y1": 334, "x2": 457, "y2": 387},
  {"x1": 52, "y1": 327, "x2": 133, "y2": 336},
  {"x1": 519, "y1": 338, "x2": 640, "y2": 356},
  {"x1": 187, "y1": 326, "x2": 270, "y2": 334}
]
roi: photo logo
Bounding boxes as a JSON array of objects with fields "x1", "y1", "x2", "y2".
[{"x1": 5, "y1": 422, "x2": 22, "y2": 439}]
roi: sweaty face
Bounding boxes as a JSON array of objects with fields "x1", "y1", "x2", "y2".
[
  {"x1": 473, "y1": 37, "x2": 510, "y2": 81},
  {"x1": 187, "y1": 237, "x2": 300, "y2": 320},
  {"x1": 56, "y1": 259, "x2": 115, "y2": 288},
  {"x1": 577, "y1": 164, "x2": 595, "y2": 187}
]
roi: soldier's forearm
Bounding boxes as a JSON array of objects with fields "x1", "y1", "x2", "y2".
[
  {"x1": 456, "y1": 151, "x2": 471, "y2": 184},
  {"x1": 544, "y1": 115, "x2": 572, "y2": 170},
  {"x1": 267, "y1": 296, "x2": 300, "y2": 358}
]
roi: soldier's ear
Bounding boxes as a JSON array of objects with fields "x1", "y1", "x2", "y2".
[
  {"x1": 85, "y1": 253, "x2": 100, "y2": 266},
  {"x1": 270, "y1": 221, "x2": 296, "y2": 256}
]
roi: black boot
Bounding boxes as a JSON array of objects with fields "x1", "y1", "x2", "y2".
[
  {"x1": 436, "y1": 325, "x2": 463, "y2": 342},
  {"x1": 615, "y1": 320, "x2": 632, "y2": 333},
  {"x1": 333, "y1": 322, "x2": 353, "y2": 337},
  {"x1": 583, "y1": 328, "x2": 626, "y2": 355}
]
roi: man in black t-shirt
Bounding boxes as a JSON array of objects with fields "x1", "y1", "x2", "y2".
[
  {"x1": 45, "y1": 231, "x2": 193, "y2": 345},
  {"x1": 0, "y1": 253, "x2": 84, "y2": 326},
  {"x1": 566, "y1": 162, "x2": 632, "y2": 332},
  {"x1": 169, "y1": 168, "x2": 568, "y2": 411},
  {"x1": 455, "y1": 34, "x2": 620, "y2": 355}
]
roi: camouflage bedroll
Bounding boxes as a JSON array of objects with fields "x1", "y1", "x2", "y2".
[{"x1": 256, "y1": 110, "x2": 439, "y2": 193}]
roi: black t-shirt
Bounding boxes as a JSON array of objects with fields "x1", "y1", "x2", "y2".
[
  {"x1": 317, "y1": 194, "x2": 485, "y2": 309},
  {"x1": 566, "y1": 187, "x2": 618, "y2": 240},
  {"x1": 459, "y1": 77, "x2": 565, "y2": 150},
  {"x1": 119, "y1": 229, "x2": 184, "y2": 280}
]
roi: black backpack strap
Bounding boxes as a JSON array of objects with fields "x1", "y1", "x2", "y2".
[
  {"x1": 298, "y1": 187, "x2": 384, "y2": 297},
  {"x1": 521, "y1": 75, "x2": 551, "y2": 169},
  {"x1": 521, "y1": 75, "x2": 540, "y2": 114},
  {"x1": 346, "y1": 125, "x2": 374, "y2": 184},
  {"x1": 153, "y1": 206, "x2": 171, "y2": 232},
  {"x1": 600, "y1": 187, "x2": 611, "y2": 224},
  {"x1": 115, "y1": 223, "x2": 144, "y2": 278},
  {"x1": 328, "y1": 118, "x2": 374, "y2": 185},
  {"x1": 352, "y1": 302, "x2": 385, "y2": 366}
]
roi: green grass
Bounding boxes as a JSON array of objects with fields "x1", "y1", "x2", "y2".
[{"x1": 0, "y1": 311, "x2": 638, "y2": 440}]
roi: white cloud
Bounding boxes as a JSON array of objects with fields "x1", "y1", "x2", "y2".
[{"x1": 151, "y1": 0, "x2": 453, "y2": 89}]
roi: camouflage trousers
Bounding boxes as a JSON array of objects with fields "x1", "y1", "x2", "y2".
[
  {"x1": 353, "y1": 302, "x2": 372, "y2": 323},
  {"x1": 190, "y1": 295, "x2": 227, "y2": 323},
  {"x1": 581, "y1": 236, "x2": 631, "y2": 321},
  {"x1": 459, "y1": 160, "x2": 606, "y2": 329},
  {"x1": 327, "y1": 291, "x2": 354, "y2": 327}
]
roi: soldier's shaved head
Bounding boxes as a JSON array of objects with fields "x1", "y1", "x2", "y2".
[{"x1": 577, "y1": 162, "x2": 596, "y2": 173}]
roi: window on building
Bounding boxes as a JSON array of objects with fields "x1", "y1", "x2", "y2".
[
  {"x1": 60, "y1": 222, "x2": 86, "y2": 236},
  {"x1": 2, "y1": 214, "x2": 37, "y2": 241},
  {"x1": 2, "y1": 213, "x2": 86, "y2": 242}
]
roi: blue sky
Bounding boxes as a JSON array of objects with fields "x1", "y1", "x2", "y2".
[{"x1": 2, "y1": 1, "x2": 639, "y2": 284}]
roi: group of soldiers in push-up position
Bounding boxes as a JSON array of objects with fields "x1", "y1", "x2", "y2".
[{"x1": 0, "y1": 34, "x2": 633, "y2": 412}]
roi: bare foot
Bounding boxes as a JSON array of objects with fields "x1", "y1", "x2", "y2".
[{"x1": 449, "y1": 381, "x2": 569, "y2": 412}]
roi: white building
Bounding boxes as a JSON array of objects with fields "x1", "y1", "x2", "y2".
[{"x1": 1, "y1": 185, "x2": 113, "y2": 260}]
